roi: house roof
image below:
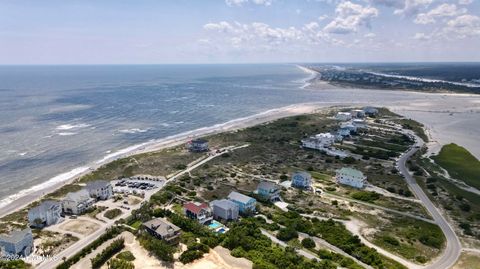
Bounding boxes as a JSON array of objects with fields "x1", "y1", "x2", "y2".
[
  {"x1": 257, "y1": 181, "x2": 278, "y2": 192},
  {"x1": 85, "y1": 180, "x2": 111, "y2": 190},
  {"x1": 0, "y1": 228, "x2": 32, "y2": 244},
  {"x1": 64, "y1": 189, "x2": 91, "y2": 203},
  {"x1": 210, "y1": 199, "x2": 238, "y2": 210},
  {"x1": 228, "y1": 191, "x2": 255, "y2": 204},
  {"x1": 184, "y1": 202, "x2": 209, "y2": 214},
  {"x1": 293, "y1": 171, "x2": 311, "y2": 179},
  {"x1": 337, "y1": 167, "x2": 365, "y2": 178},
  {"x1": 29, "y1": 200, "x2": 60, "y2": 214},
  {"x1": 143, "y1": 218, "x2": 181, "y2": 237},
  {"x1": 191, "y1": 138, "x2": 208, "y2": 144}
]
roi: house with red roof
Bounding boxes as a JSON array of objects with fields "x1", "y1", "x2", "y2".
[{"x1": 183, "y1": 202, "x2": 213, "y2": 224}]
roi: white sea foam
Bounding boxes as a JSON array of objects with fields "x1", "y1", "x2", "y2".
[
  {"x1": 366, "y1": 71, "x2": 480, "y2": 88},
  {"x1": 58, "y1": 132, "x2": 77, "y2": 136},
  {"x1": 55, "y1": 123, "x2": 91, "y2": 130},
  {"x1": 0, "y1": 166, "x2": 90, "y2": 209},
  {"x1": 296, "y1": 65, "x2": 319, "y2": 89},
  {"x1": 118, "y1": 128, "x2": 149, "y2": 134}
]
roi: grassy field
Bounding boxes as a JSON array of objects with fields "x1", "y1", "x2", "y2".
[
  {"x1": 432, "y1": 143, "x2": 480, "y2": 190},
  {"x1": 370, "y1": 216, "x2": 444, "y2": 263}
]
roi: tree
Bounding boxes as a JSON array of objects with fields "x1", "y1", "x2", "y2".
[
  {"x1": 301, "y1": 237, "x2": 316, "y2": 249},
  {"x1": 276, "y1": 227, "x2": 298, "y2": 241}
]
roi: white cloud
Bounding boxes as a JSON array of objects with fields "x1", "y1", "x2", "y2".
[
  {"x1": 458, "y1": 0, "x2": 473, "y2": 5},
  {"x1": 413, "y1": 32, "x2": 430, "y2": 40},
  {"x1": 444, "y1": 14, "x2": 480, "y2": 38},
  {"x1": 370, "y1": 0, "x2": 433, "y2": 15},
  {"x1": 318, "y1": 15, "x2": 329, "y2": 21},
  {"x1": 364, "y1": 32, "x2": 376, "y2": 38},
  {"x1": 225, "y1": 0, "x2": 272, "y2": 6},
  {"x1": 414, "y1": 4, "x2": 467, "y2": 24},
  {"x1": 392, "y1": 0, "x2": 433, "y2": 16},
  {"x1": 323, "y1": 1, "x2": 378, "y2": 34},
  {"x1": 203, "y1": 21, "x2": 234, "y2": 32}
]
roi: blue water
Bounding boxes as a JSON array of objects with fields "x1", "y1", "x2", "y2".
[
  {"x1": 208, "y1": 220, "x2": 223, "y2": 230},
  {"x1": 0, "y1": 64, "x2": 313, "y2": 205},
  {"x1": 2, "y1": 64, "x2": 479, "y2": 210}
]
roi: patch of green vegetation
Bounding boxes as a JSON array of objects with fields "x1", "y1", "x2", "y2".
[
  {"x1": 91, "y1": 238, "x2": 125, "y2": 269},
  {"x1": 350, "y1": 191, "x2": 380, "y2": 203},
  {"x1": 129, "y1": 220, "x2": 142, "y2": 230},
  {"x1": 224, "y1": 219, "x2": 337, "y2": 269},
  {"x1": 108, "y1": 258, "x2": 134, "y2": 269},
  {"x1": 432, "y1": 143, "x2": 480, "y2": 190},
  {"x1": 116, "y1": 251, "x2": 135, "y2": 261},
  {"x1": 0, "y1": 260, "x2": 31, "y2": 269},
  {"x1": 393, "y1": 118, "x2": 428, "y2": 142},
  {"x1": 373, "y1": 232, "x2": 426, "y2": 263},
  {"x1": 104, "y1": 208, "x2": 123, "y2": 219}
]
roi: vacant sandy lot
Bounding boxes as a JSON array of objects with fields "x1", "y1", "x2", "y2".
[
  {"x1": 452, "y1": 251, "x2": 480, "y2": 269},
  {"x1": 58, "y1": 218, "x2": 100, "y2": 235},
  {"x1": 120, "y1": 232, "x2": 252, "y2": 269}
]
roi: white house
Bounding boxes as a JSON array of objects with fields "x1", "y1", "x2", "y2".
[
  {"x1": 363, "y1": 107, "x2": 379, "y2": 117},
  {"x1": 335, "y1": 112, "x2": 352, "y2": 121},
  {"x1": 336, "y1": 167, "x2": 367, "y2": 188},
  {"x1": 28, "y1": 200, "x2": 62, "y2": 228},
  {"x1": 62, "y1": 189, "x2": 95, "y2": 215},
  {"x1": 301, "y1": 133, "x2": 335, "y2": 150},
  {"x1": 337, "y1": 127, "x2": 351, "y2": 137},
  {"x1": 340, "y1": 122, "x2": 357, "y2": 133},
  {"x1": 352, "y1": 119, "x2": 367, "y2": 129},
  {"x1": 351, "y1": 109, "x2": 365, "y2": 118},
  {"x1": 85, "y1": 180, "x2": 113, "y2": 200}
]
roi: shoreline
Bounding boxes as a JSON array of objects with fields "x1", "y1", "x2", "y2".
[{"x1": 0, "y1": 102, "x2": 326, "y2": 219}]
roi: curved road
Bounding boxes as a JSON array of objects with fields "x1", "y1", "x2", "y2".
[{"x1": 397, "y1": 132, "x2": 461, "y2": 269}]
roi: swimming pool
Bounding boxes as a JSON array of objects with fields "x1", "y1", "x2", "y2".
[{"x1": 208, "y1": 220, "x2": 223, "y2": 229}]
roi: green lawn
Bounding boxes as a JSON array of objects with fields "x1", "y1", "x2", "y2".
[{"x1": 433, "y1": 143, "x2": 480, "y2": 190}]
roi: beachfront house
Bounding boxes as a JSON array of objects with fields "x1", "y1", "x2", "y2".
[
  {"x1": 256, "y1": 181, "x2": 281, "y2": 202},
  {"x1": 301, "y1": 132, "x2": 335, "y2": 150},
  {"x1": 340, "y1": 122, "x2": 357, "y2": 133},
  {"x1": 210, "y1": 199, "x2": 239, "y2": 221},
  {"x1": 335, "y1": 112, "x2": 352, "y2": 121},
  {"x1": 227, "y1": 191, "x2": 256, "y2": 215},
  {"x1": 85, "y1": 180, "x2": 113, "y2": 200},
  {"x1": 0, "y1": 228, "x2": 34, "y2": 257},
  {"x1": 143, "y1": 218, "x2": 181, "y2": 244},
  {"x1": 336, "y1": 167, "x2": 367, "y2": 189},
  {"x1": 337, "y1": 127, "x2": 351, "y2": 137},
  {"x1": 62, "y1": 189, "x2": 95, "y2": 215},
  {"x1": 363, "y1": 107, "x2": 379, "y2": 117},
  {"x1": 351, "y1": 109, "x2": 365, "y2": 118},
  {"x1": 28, "y1": 200, "x2": 62, "y2": 228},
  {"x1": 353, "y1": 119, "x2": 367, "y2": 129},
  {"x1": 292, "y1": 171, "x2": 312, "y2": 189},
  {"x1": 183, "y1": 202, "x2": 213, "y2": 225},
  {"x1": 187, "y1": 138, "x2": 209, "y2": 152}
]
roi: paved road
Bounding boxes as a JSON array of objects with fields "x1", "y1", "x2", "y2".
[
  {"x1": 36, "y1": 144, "x2": 249, "y2": 269},
  {"x1": 397, "y1": 131, "x2": 461, "y2": 269}
]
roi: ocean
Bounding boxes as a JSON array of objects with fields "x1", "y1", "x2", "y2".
[{"x1": 1, "y1": 64, "x2": 479, "y2": 210}]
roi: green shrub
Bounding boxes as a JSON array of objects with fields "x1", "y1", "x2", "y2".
[
  {"x1": 276, "y1": 227, "x2": 298, "y2": 241},
  {"x1": 104, "y1": 208, "x2": 123, "y2": 219},
  {"x1": 301, "y1": 237, "x2": 316, "y2": 249},
  {"x1": 108, "y1": 258, "x2": 134, "y2": 269},
  {"x1": 117, "y1": 251, "x2": 135, "y2": 261},
  {"x1": 91, "y1": 238, "x2": 125, "y2": 269}
]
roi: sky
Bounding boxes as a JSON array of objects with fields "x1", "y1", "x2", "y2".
[{"x1": 0, "y1": 0, "x2": 479, "y2": 64}]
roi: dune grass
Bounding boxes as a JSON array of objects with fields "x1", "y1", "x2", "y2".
[{"x1": 433, "y1": 143, "x2": 480, "y2": 190}]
